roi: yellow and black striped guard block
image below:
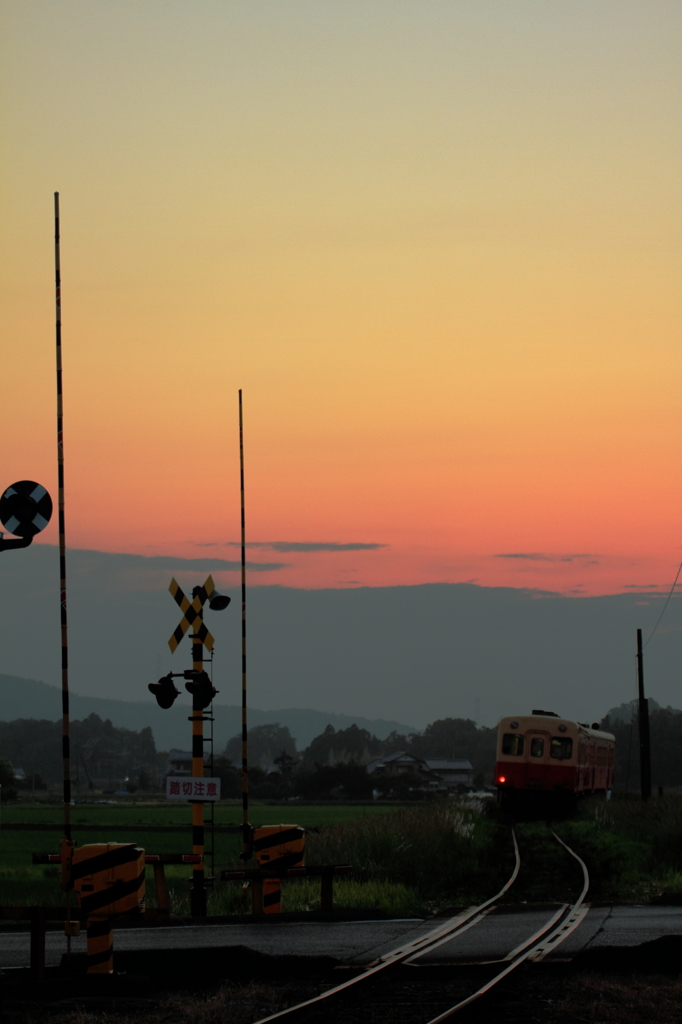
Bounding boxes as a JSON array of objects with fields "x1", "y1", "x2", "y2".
[
  {"x1": 254, "y1": 825, "x2": 305, "y2": 912},
  {"x1": 72, "y1": 843, "x2": 146, "y2": 918},
  {"x1": 86, "y1": 916, "x2": 113, "y2": 974},
  {"x1": 168, "y1": 575, "x2": 215, "y2": 653}
]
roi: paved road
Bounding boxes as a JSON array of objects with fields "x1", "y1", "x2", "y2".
[{"x1": 2, "y1": 907, "x2": 680, "y2": 969}]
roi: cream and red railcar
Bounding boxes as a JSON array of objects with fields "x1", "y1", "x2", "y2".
[{"x1": 495, "y1": 711, "x2": 615, "y2": 804}]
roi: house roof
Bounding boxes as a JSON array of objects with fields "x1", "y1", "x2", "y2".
[
  {"x1": 366, "y1": 751, "x2": 423, "y2": 774},
  {"x1": 366, "y1": 753, "x2": 475, "y2": 776},
  {"x1": 424, "y1": 759, "x2": 473, "y2": 771}
]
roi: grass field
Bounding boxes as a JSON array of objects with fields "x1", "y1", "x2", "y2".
[
  {"x1": 1, "y1": 794, "x2": 681, "y2": 915},
  {"x1": 1, "y1": 800, "x2": 398, "y2": 829},
  {"x1": 0, "y1": 800, "x2": 418, "y2": 915}
]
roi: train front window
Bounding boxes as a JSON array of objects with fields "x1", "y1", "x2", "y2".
[
  {"x1": 530, "y1": 738, "x2": 544, "y2": 757},
  {"x1": 502, "y1": 734, "x2": 524, "y2": 756},
  {"x1": 550, "y1": 737, "x2": 573, "y2": 760}
]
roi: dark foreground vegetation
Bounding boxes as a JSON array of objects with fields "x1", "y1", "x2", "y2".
[
  {"x1": 297, "y1": 792, "x2": 682, "y2": 908},
  {"x1": 4, "y1": 945, "x2": 681, "y2": 1024}
]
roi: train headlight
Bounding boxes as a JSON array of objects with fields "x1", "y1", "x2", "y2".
[
  {"x1": 558, "y1": 724, "x2": 567, "y2": 732},
  {"x1": 510, "y1": 721, "x2": 518, "y2": 729}
]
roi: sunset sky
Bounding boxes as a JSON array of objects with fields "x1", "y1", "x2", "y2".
[{"x1": 2, "y1": 1, "x2": 681, "y2": 597}]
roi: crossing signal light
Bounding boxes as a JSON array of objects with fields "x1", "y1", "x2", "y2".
[
  {"x1": 149, "y1": 673, "x2": 180, "y2": 709},
  {"x1": 185, "y1": 670, "x2": 217, "y2": 709}
]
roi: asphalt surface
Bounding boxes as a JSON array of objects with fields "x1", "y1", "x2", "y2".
[{"x1": 2, "y1": 906, "x2": 681, "y2": 969}]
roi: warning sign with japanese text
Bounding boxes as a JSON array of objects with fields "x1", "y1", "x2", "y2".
[{"x1": 165, "y1": 777, "x2": 221, "y2": 801}]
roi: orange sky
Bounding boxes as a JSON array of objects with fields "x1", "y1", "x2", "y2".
[{"x1": 1, "y1": 1, "x2": 681, "y2": 596}]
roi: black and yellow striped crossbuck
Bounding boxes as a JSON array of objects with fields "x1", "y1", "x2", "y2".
[{"x1": 168, "y1": 575, "x2": 217, "y2": 653}]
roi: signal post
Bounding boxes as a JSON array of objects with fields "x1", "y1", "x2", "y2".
[
  {"x1": 150, "y1": 574, "x2": 230, "y2": 917},
  {"x1": 190, "y1": 594, "x2": 207, "y2": 917}
]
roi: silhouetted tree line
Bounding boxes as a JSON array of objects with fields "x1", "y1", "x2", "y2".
[
  {"x1": 217, "y1": 708, "x2": 682, "y2": 799},
  {"x1": 601, "y1": 705, "x2": 682, "y2": 791},
  {"x1": 0, "y1": 714, "x2": 164, "y2": 792},
  {"x1": 7, "y1": 705, "x2": 676, "y2": 802},
  {"x1": 215, "y1": 718, "x2": 498, "y2": 800}
]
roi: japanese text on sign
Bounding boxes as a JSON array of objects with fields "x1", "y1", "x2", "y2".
[{"x1": 165, "y1": 776, "x2": 221, "y2": 801}]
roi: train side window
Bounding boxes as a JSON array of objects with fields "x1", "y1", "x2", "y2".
[
  {"x1": 550, "y1": 737, "x2": 573, "y2": 760},
  {"x1": 502, "y1": 734, "x2": 525, "y2": 756},
  {"x1": 530, "y1": 738, "x2": 544, "y2": 757}
]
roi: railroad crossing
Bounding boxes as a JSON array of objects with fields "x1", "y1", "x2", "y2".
[{"x1": 1, "y1": 906, "x2": 680, "y2": 970}]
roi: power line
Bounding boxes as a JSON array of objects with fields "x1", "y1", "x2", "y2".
[{"x1": 642, "y1": 562, "x2": 682, "y2": 649}]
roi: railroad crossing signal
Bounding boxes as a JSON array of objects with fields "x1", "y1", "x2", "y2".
[
  {"x1": 0, "y1": 480, "x2": 53, "y2": 552},
  {"x1": 149, "y1": 673, "x2": 180, "y2": 709},
  {"x1": 168, "y1": 574, "x2": 223, "y2": 653},
  {"x1": 158, "y1": 572, "x2": 230, "y2": 918},
  {"x1": 185, "y1": 669, "x2": 216, "y2": 709}
]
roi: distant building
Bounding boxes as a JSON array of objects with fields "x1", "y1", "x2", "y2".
[
  {"x1": 166, "y1": 751, "x2": 210, "y2": 777},
  {"x1": 366, "y1": 751, "x2": 474, "y2": 790},
  {"x1": 365, "y1": 751, "x2": 424, "y2": 775},
  {"x1": 423, "y1": 759, "x2": 474, "y2": 789}
]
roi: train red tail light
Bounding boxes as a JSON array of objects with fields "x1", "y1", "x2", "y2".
[{"x1": 497, "y1": 776, "x2": 506, "y2": 784}]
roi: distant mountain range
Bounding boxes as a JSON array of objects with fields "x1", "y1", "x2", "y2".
[
  {"x1": 2, "y1": 545, "x2": 682, "y2": 729},
  {"x1": 0, "y1": 674, "x2": 417, "y2": 752}
]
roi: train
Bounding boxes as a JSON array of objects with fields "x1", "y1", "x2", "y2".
[{"x1": 495, "y1": 710, "x2": 615, "y2": 809}]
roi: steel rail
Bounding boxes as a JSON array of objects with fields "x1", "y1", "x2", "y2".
[
  {"x1": 420, "y1": 829, "x2": 590, "y2": 1024},
  {"x1": 252, "y1": 828, "x2": 521, "y2": 1024}
]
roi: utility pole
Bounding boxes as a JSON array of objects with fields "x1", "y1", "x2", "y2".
[
  {"x1": 239, "y1": 389, "x2": 250, "y2": 861},
  {"x1": 636, "y1": 628, "x2": 652, "y2": 801},
  {"x1": 54, "y1": 193, "x2": 73, "y2": 844}
]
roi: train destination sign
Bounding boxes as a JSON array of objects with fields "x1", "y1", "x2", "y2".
[{"x1": 165, "y1": 776, "x2": 221, "y2": 801}]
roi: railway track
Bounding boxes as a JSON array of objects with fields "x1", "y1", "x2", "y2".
[{"x1": 253, "y1": 827, "x2": 590, "y2": 1024}]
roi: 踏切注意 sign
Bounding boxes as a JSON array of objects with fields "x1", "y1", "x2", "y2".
[{"x1": 166, "y1": 776, "x2": 221, "y2": 801}]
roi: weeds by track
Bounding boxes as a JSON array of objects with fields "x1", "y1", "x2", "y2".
[{"x1": 252, "y1": 826, "x2": 590, "y2": 1024}]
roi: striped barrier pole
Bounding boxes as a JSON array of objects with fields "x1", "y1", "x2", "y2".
[{"x1": 190, "y1": 603, "x2": 206, "y2": 917}]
